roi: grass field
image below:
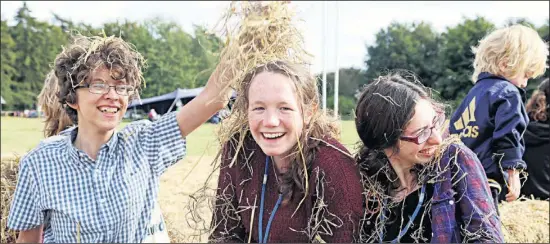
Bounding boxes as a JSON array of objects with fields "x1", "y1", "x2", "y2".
[{"x1": 0, "y1": 116, "x2": 360, "y2": 158}]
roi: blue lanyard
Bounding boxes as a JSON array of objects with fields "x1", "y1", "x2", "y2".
[
  {"x1": 258, "y1": 157, "x2": 283, "y2": 243},
  {"x1": 378, "y1": 184, "x2": 427, "y2": 243}
]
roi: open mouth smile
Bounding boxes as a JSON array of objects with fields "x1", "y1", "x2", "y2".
[
  {"x1": 98, "y1": 106, "x2": 120, "y2": 114},
  {"x1": 262, "y1": 132, "x2": 286, "y2": 140}
]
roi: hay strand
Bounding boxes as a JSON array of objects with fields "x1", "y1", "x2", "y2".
[{"x1": 212, "y1": 1, "x2": 313, "y2": 146}]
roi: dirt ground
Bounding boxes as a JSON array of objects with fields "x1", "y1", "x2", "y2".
[{"x1": 158, "y1": 156, "x2": 219, "y2": 243}]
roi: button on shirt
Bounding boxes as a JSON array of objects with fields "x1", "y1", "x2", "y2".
[{"x1": 7, "y1": 112, "x2": 186, "y2": 243}]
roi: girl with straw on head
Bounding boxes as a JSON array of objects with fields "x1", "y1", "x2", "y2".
[
  {"x1": 201, "y1": 2, "x2": 363, "y2": 242},
  {"x1": 208, "y1": 61, "x2": 363, "y2": 243}
]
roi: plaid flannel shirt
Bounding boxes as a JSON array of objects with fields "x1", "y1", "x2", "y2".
[
  {"x1": 431, "y1": 143, "x2": 504, "y2": 243},
  {"x1": 7, "y1": 112, "x2": 186, "y2": 243}
]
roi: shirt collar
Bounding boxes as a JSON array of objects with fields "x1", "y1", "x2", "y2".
[
  {"x1": 477, "y1": 72, "x2": 527, "y2": 98},
  {"x1": 65, "y1": 127, "x2": 119, "y2": 162},
  {"x1": 477, "y1": 72, "x2": 507, "y2": 82}
]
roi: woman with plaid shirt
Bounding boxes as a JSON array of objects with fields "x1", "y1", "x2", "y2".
[
  {"x1": 354, "y1": 72, "x2": 504, "y2": 243},
  {"x1": 7, "y1": 34, "x2": 233, "y2": 243}
]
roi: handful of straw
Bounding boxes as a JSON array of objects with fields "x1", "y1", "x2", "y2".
[
  {"x1": 213, "y1": 1, "x2": 313, "y2": 97},
  {"x1": 211, "y1": 1, "x2": 313, "y2": 146}
]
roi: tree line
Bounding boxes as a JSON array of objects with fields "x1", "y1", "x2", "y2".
[
  {"x1": 322, "y1": 17, "x2": 548, "y2": 118},
  {"x1": 1, "y1": 2, "x2": 223, "y2": 110},
  {"x1": 2, "y1": 2, "x2": 548, "y2": 118}
]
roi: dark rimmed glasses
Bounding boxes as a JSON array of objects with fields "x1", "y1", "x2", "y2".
[
  {"x1": 400, "y1": 113, "x2": 445, "y2": 145},
  {"x1": 75, "y1": 82, "x2": 135, "y2": 96}
]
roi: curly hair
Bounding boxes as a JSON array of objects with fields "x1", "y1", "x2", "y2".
[
  {"x1": 219, "y1": 60, "x2": 340, "y2": 204},
  {"x1": 53, "y1": 34, "x2": 146, "y2": 124},
  {"x1": 526, "y1": 78, "x2": 549, "y2": 122},
  {"x1": 471, "y1": 24, "x2": 548, "y2": 83}
]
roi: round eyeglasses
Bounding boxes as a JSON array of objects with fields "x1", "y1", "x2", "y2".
[{"x1": 75, "y1": 82, "x2": 135, "y2": 96}]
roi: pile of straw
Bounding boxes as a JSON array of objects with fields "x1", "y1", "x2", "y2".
[
  {"x1": 1, "y1": 157, "x2": 20, "y2": 243},
  {"x1": 500, "y1": 197, "x2": 549, "y2": 243}
]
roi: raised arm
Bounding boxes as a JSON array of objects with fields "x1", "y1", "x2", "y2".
[
  {"x1": 177, "y1": 65, "x2": 233, "y2": 138},
  {"x1": 125, "y1": 64, "x2": 233, "y2": 176}
]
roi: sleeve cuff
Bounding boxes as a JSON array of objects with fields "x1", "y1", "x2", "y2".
[{"x1": 498, "y1": 147, "x2": 527, "y2": 170}]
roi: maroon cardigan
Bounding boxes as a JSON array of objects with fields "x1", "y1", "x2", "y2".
[{"x1": 209, "y1": 136, "x2": 363, "y2": 243}]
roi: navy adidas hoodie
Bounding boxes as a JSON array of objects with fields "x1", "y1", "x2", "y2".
[{"x1": 449, "y1": 72, "x2": 528, "y2": 183}]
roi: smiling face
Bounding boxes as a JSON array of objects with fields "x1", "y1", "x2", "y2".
[
  {"x1": 67, "y1": 65, "x2": 130, "y2": 134},
  {"x1": 387, "y1": 99, "x2": 443, "y2": 166},
  {"x1": 247, "y1": 71, "x2": 304, "y2": 159}
]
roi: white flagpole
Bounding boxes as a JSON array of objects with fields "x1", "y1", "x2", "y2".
[
  {"x1": 322, "y1": 1, "x2": 327, "y2": 111},
  {"x1": 334, "y1": 1, "x2": 339, "y2": 117}
]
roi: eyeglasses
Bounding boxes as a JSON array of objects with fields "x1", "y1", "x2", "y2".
[
  {"x1": 400, "y1": 113, "x2": 445, "y2": 145},
  {"x1": 75, "y1": 82, "x2": 135, "y2": 96}
]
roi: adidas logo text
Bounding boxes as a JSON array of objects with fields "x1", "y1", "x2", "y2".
[{"x1": 453, "y1": 98, "x2": 479, "y2": 138}]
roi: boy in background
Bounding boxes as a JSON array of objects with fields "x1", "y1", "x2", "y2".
[{"x1": 449, "y1": 24, "x2": 548, "y2": 213}]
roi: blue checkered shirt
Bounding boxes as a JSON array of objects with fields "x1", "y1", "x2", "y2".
[{"x1": 7, "y1": 112, "x2": 186, "y2": 243}]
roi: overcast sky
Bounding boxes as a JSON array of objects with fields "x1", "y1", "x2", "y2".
[{"x1": 1, "y1": 1, "x2": 548, "y2": 74}]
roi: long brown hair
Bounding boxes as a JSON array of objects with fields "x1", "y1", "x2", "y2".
[
  {"x1": 526, "y1": 78, "x2": 549, "y2": 122},
  {"x1": 37, "y1": 70, "x2": 73, "y2": 137},
  {"x1": 218, "y1": 61, "x2": 340, "y2": 203}
]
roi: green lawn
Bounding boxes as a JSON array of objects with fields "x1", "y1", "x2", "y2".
[{"x1": 1, "y1": 116, "x2": 360, "y2": 157}]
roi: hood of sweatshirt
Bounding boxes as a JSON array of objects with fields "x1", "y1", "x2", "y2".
[{"x1": 524, "y1": 121, "x2": 549, "y2": 147}]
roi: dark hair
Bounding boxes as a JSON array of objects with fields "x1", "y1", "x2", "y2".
[
  {"x1": 54, "y1": 34, "x2": 146, "y2": 124},
  {"x1": 526, "y1": 78, "x2": 549, "y2": 122},
  {"x1": 354, "y1": 71, "x2": 440, "y2": 194}
]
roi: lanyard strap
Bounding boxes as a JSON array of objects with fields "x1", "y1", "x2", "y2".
[
  {"x1": 258, "y1": 157, "x2": 283, "y2": 243},
  {"x1": 378, "y1": 184, "x2": 427, "y2": 243}
]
